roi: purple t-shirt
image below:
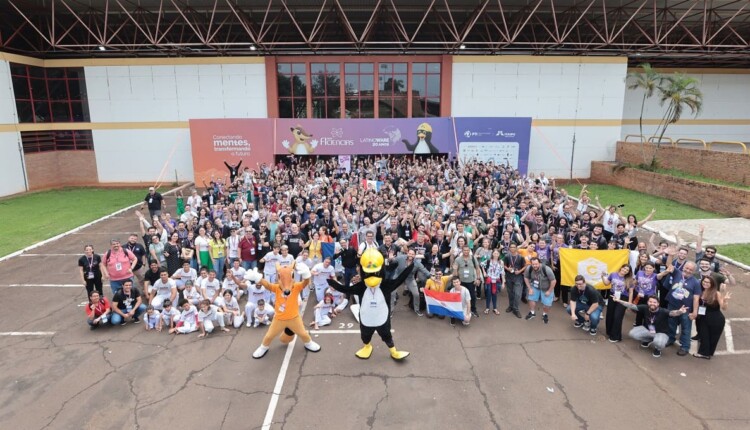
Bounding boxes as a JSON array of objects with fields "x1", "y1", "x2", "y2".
[
  {"x1": 608, "y1": 273, "x2": 628, "y2": 296},
  {"x1": 635, "y1": 271, "x2": 657, "y2": 297}
]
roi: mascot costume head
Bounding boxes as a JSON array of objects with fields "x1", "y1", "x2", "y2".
[
  {"x1": 247, "y1": 262, "x2": 321, "y2": 359},
  {"x1": 327, "y1": 248, "x2": 413, "y2": 360},
  {"x1": 401, "y1": 122, "x2": 438, "y2": 155}
]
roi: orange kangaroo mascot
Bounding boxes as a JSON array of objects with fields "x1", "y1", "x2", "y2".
[{"x1": 247, "y1": 261, "x2": 321, "y2": 359}]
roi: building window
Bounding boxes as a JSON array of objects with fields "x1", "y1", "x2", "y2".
[
  {"x1": 277, "y1": 63, "x2": 308, "y2": 118},
  {"x1": 344, "y1": 63, "x2": 374, "y2": 118},
  {"x1": 378, "y1": 63, "x2": 408, "y2": 118},
  {"x1": 20, "y1": 130, "x2": 94, "y2": 153},
  {"x1": 411, "y1": 63, "x2": 441, "y2": 117},
  {"x1": 10, "y1": 63, "x2": 90, "y2": 123},
  {"x1": 311, "y1": 63, "x2": 341, "y2": 119}
]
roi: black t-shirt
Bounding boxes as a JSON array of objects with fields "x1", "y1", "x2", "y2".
[
  {"x1": 144, "y1": 192, "x2": 164, "y2": 210},
  {"x1": 112, "y1": 287, "x2": 143, "y2": 311},
  {"x1": 285, "y1": 232, "x2": 306, "y2": 257},
  {"x1": 570, "y1": 285, "x2": 605, "y2": 307},
  {"x1": 123, "y1": 242, "x2": 147, "y2": 271},
  {"x1": 78, "y1": 254, "x2": 103, "y2": 280},
  {"x1": 503, "y1": 253, "x2": 526, "y2": 279},
  {"x1": 636, "y1": 304, "x2": 670, "y2": 333},
  {"x1": 144, "y1": 268, "x2": 161, "y2": 287}
]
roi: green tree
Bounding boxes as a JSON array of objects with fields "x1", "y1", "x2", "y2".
[
  {"x1": 650, "y1": 73, "x2": 703, "y2": 167},
  {"x1": 626, "y1": 63, "x2": 662, "y2": 163}
]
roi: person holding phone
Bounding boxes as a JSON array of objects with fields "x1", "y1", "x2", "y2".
[{"x1": 603, "y1": 264, "x2": 635, "y2": 342}]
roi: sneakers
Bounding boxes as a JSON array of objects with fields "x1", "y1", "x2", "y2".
[
  {"x1": 415, "y1": 310, "x2": 424, "y2": 317},
  {"x1": 525, "y1": 312, "x2": 536, "y2": 320},
  {"x1": 542, "y1": 314, "x2": 549, "y2": 324},
  {"x1": 471, "y1": 311, "x2": 480, "y2": 318},
  {"x1": 513, "y1": 310, "x2": 522, "y2": 319},
  {"x1": 246, "y1": 321, "x2": 252, "y2": 328},
  {"x1": 640, "y1": 341, "x2": 651, "y2": 348},
  {"x1": 462, "y1": 321, "x2": 470, "y2": 326},
  {"x1": 608, "y1": 337, "x2": 620, "y2": 343},
  {"x1": 505, "y1": 307, "x2": 513, "y2": 313},
  {"x1": 677, "y1": 349, "x2": 688, "y2": 356},
  {"x1": 652, "y1": 349, "x2": 662, "y2": 358},
  {"x1": 589, "y1": 328, "x2": 597, "y2": 336},
  {"x1": 573, "y1": 322, "x2": 584, "y2": 328},
  {"x1": 132, "y1": 317, "x2": 141, "y2": 324},
  {"x1": 582, "y1": 322, "x2": 591, "y2": 330}
]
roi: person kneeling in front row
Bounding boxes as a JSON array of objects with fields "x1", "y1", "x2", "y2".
[{"x1": 611, "y1": 294, "x2": 691, "y2": 358}]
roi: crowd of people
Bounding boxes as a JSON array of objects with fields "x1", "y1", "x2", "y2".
[{"x1": 81, "y1": 154, "x2": 735, "y2": 359}]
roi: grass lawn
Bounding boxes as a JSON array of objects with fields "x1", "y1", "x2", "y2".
[
  {"x1": 717, "y1": 244, "x2": 750, "y2": 267},
  {"x1": 654, "y1": 168, "x2": 750, "y2": 191},
  {"x1": 0, "y1": 187, "x2": 152, "y2": 257},
  {"x1": 563, "y1": 184, "x2": 726, "y2": 221}
]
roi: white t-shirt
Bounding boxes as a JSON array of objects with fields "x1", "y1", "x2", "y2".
[
  {"x1": 184, "y1": 286, "x2": 202, "y2": 302},
  {"x1": 602, "y1": 211, "x2": 620, "y2": 234},
  {"x1": 180, "y1": 305, "x2": 198, "y2": 322},
  {"x1": 227, "y1": 235, "x2": 240, "y2": 259},
  {"x1": 151, "y1": 278, "x2": 176, "y2": 297},
  {"x1": 312, "y1": 263, "x2": 336, "y2": 286},
  {"x1": 187, "y1": 195, "x2": 202, "y2": 211},
  {"x1": 254, "y1": 306, "x2": 272, "y2": 319},
  {"x1": 278, "y1": 254, "x2": 295, "y2": 268},
  {"x1": 198, "y1": 304, "x2": 221, "y2": 322},
  {"x1": 172, "y1": 268, "x2": 197, "y2": 283},
  {"x1": 262, "y1": 252, "x2": 280, "y2": 274},
  {"x1": 202, "y1": 278, "x2": 221, "y2": 298},
  {"x1": 194, "y1": 236, "x2": 210, "y2": 252},
  {"x1": 247, "y1": 285, "x2": 271, "y2": 306},
  {"x1": 222, "y1": 297, "x2": 240, "y2": 312}
]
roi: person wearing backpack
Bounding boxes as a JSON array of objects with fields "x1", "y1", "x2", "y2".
[{"x1": 101, "y1": 239, "x2": 137, "y2": 297}]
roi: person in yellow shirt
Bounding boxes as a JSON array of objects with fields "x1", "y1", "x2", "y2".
[
  {"x1": 209, "y1": 229, "x2": 227, "y2": 281},
  {"x1": 421, "y1": 271, "x2": 451, "y2": 318}
]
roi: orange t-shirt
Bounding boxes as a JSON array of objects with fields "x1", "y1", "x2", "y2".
[
  {"x1": 518, "y1": 248, "x2": 537, "y2": 266},
  {"x1": 260, "y1": 279, "x2": 309, "y2": 320}
]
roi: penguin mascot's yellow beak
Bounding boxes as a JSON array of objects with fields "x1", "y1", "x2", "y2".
[{"x1": 360, "y1": 248, "x2": 384, "y2": 288}]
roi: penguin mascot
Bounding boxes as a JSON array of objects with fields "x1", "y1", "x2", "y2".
[
  {"x1": 247, "y1": 262, "x2": 321, "y2": 359},
  {"x1": 402, "y1": 122, "x2": 439, "y2": 154},
  {"x1": 327, "y1": 248, "x2": 414, "y2": 360}
]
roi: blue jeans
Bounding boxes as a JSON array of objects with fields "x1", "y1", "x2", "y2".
[
  {"x1": 484, "y1": 282, "x2": 499, "y2": 310},
  {"x1": 213, "y1": 258, "x2": 226, "y2": 280},
  {"x1": 575, "y1": 302, "x2": 602, "y2": 329},
  {"x1": 668, "y1": 309, "x2": 692, "y2": 351},
  {"x1": 109, "y1": 278, "x2": 131, "y2": 298},
  {"x1": 343, "y1": 266, "x2": 357, "y2": 288},
  {"x1": 110, "y1": 304, "x2": 147, "y2": 325},
  {"x1": 241, "y1": 260, "x2": 257, "y2": 271}
]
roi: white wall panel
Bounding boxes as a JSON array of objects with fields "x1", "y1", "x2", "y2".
[
  {"x1": 0, "y1": 132, "x2": 26, "y2": 197},
  {"x1": 84, "y1": 62, "x2": 268, "y2": 123},
  {"x1": 93, "y1": 129, "x2": 194, "y2": 183},
  {"x1": 0, "y1": 60, "x2": 17, "y2": 123},
  {"x1": 527, "y1": 125, "x2": 621, "y2": 178}
]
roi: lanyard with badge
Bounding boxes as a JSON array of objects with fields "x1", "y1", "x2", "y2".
[
  {"x1": 86, "y1": 256, "x2": 95, "y2": 280},
  {"x1": 368, "y1": 287, "x2": 379, "y2": 308}
]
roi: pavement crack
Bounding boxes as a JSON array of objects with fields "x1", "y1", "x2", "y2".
[
  {"x1": 520, "y1": 344, "x2": 588, "y2": 429},
  {"x1": 220, "y1": 400, "x2": 231, "y2": 429},
  {"x1": 193, "y1": 382, "x2": 271, "y2": 396},
  {"x1": 458, "y1": 330, "x2": 501, "y2": 430},
  {"x1": 366, "y1": 376, "x2": 388, "y2": 429},
  {"x1": 278, "y1": 349, "x2": 309, "y2": 430}
]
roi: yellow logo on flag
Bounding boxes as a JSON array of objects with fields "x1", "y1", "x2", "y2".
[{"x1": 560, "y1": 249, "x2": 629, "y2": 290}]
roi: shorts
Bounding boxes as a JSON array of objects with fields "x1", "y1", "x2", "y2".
[{"x1": 528, "y1": 287, "x2": 553, "y2": 307}]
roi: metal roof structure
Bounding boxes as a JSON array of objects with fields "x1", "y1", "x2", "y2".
[{"x1": 2, "y1": 0, "x2": 749, "y2": 66}]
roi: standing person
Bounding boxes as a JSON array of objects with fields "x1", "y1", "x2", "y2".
[
  {"x1": 141, "y1": 186, "x2": 164, "y2": 220},
  {"x1": 194, "y1": 227, "x2": 213, "y2": 271},
  {"x1": 613, "y1": 295, "x2": 687, "y2": 358},
  {"x1": 523, "y1": 257, "x2": 556, "y2": 324},
  {"x1": 163, "y1": 232, "x2": 182, "y2": 276},
  {"x1": 484, "y1": 250, "x2": 504, "y2": 315},
  {"x1": 503, "y1": 243, "x2": 526, "y2": 318},
  {"x1": 238, "y1": 228, "x2": 259, "y2": 270},
  {"x1": 78, "y1": 245, "x2": 103, "y2": 297},
  {"x1": 311, "y1": 257, "x2": 337, "y2": 303},
  {"x1": 85, "y1": 291, "x2": 111, "y2": 329},
  {"x1": 452, "y1": 245, "x2": 482, "y2": 318},
  {"x1": 209, "y1": 229, "x2": 227, "y2": 280},
  {"x1": 551, "y1": 234, "x2": 569, "y2": 303},
  {"x1": 665, "y1": 262, "x2": 701, "y2": 356},
  {"x1": 569, "y1": 275, "x2": 604, "y2": 336},
  {"x1": 111, "y1": 280, "x2": 147, "y2": 325},
  {"x1": 694, "y1": 276, "x2": 731, "y2": 359},
  {"x1": 123, "y1": 234, "x2": 148, "y2": 286},
  {"x1": 101, "y1": 239, "x2": 137, "y2": 297},
  {"x1": 603, "y1": 264, "x2": 635, "y2": 343}
]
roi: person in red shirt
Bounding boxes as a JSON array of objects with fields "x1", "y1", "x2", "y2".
[
  {"x1": 239, "y1": 229, "x2": 259, "y2": 270},
  {"x1": 85, "y1": 291, "x2": 112, "y2": 330}
]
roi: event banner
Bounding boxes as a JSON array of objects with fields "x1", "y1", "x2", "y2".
[
  {"x1": 188, "y1": 119, "x2": 275, "y2": 182},
  {"x1": 453, "y1": 117, "x2": 532, "y2": 174},
  {"x1": 560, "y1": 249, "x2": 630, "y2": 290},
  {"x1": 274, "y1": 118, "x2": 456, "y2": 156}
]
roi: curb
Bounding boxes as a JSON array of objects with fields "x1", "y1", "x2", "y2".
[{"x1": 0, "y1": 182, "x2": 194, "y2": 263}]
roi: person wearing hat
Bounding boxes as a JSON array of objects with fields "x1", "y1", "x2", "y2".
[{"x1": 327, "y1": 248, "x2": 414, "y2": 360}]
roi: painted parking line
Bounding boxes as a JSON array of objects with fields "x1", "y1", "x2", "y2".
[
  {"x1": 712, "y1": 319, "x2": 750, "y2": 356},
  {"x1": 0, "y1": 332, "x2": 55, "y2": 336},
  {"x1": 0, "y1": 284, "x2": 83, "y2": 288},
  {"x1": 20, "y1": 254, "x2": 82, "y2": 257},
  {"x1": 309, "y1": 329, "x2": 394, "y2": 334}
]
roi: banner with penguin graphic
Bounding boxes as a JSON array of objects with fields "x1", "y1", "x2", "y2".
[{"x1": 275, "y1": 118, "x2": 456, "y2": 156}]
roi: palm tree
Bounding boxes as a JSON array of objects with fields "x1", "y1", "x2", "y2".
[
  {"x1": 650, "y1": 73, "x2": 703, "y2": 167},
  {"x1": 626, "y1": 63, "x2": 662, "y2": 163}
]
